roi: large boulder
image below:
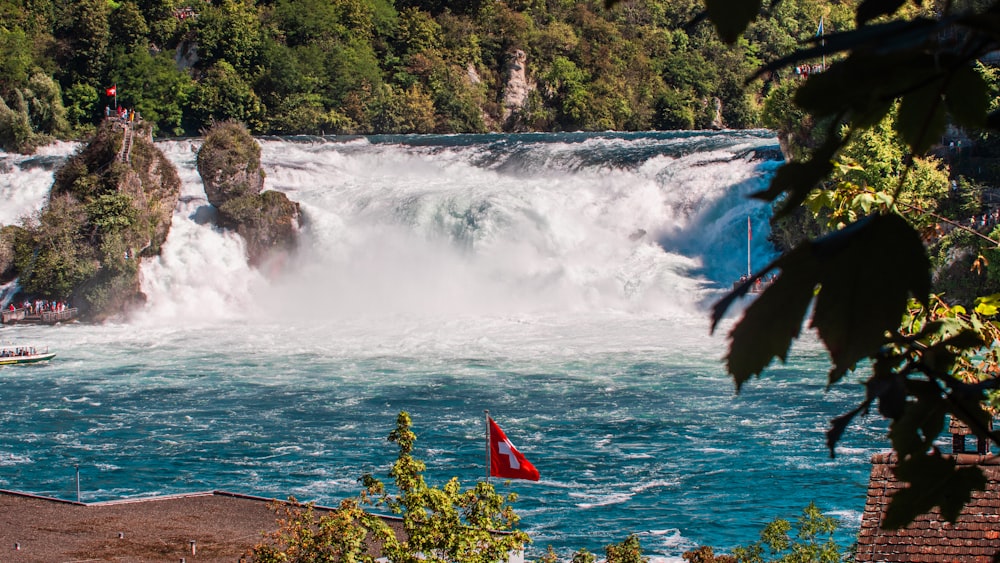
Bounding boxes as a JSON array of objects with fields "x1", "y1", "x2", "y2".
[
  {"x1": 197, "y1": 121, "x2": 300, "y2": 268},
  {"x1": 196, "y1": 120, "x2": 265, "y2": 207},
  {"x1": 11, "y1": 118, "x2": 181, "y2": 321}
]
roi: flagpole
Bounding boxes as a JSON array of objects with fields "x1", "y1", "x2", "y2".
[
  {"x1": 819, "y1": 17, "x2": 825, "y2": 70},
  {"x1": 114, "y1": 84, "x2": 118, "y2": 109},
  {"x1": 484, "y1": 410, "x2": 491, "y2": 483}
]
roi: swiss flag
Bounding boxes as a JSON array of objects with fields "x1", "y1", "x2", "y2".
[
  {"x1": 106, "y1": 86, "x2": 116, "y2": 96},
  {"x1": 488, "y1": 416, "x2": 540, "y2": 481}
]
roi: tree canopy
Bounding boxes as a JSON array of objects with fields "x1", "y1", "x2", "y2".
[{"x1": 0, "y1": 0, "x2": 841, "y2": 144}]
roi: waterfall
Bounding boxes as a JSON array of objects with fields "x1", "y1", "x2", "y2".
[{"x1": 0, "y1": 132, "x2": 783, "y2": 324}]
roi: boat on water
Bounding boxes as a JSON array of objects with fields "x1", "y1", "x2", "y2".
[{"x1": 0, "y1": 346, "x2": 56, "y2": 365}]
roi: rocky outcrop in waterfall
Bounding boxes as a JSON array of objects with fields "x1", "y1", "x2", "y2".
[
  {"x1": 196, "y1": 121, "x2": 300, "y2": 269},
  {"x1": 5, "y1": 118, "x2": 181, "y2": 321}
]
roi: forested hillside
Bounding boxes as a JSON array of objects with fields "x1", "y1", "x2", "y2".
[{"x1": 0, "y1": 0, "x2": 847, "y2": 149}]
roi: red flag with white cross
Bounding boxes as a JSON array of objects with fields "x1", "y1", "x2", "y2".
[{"x1": 488, "y1": 415, "x2": 540, "y2": 481}]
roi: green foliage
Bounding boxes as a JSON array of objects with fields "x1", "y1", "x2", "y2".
[
  {"x1": 0, "y1": 27, "x2": 33, "y2": 90},
  {"x1": 730, "y1": 503, "x2": 844, "y2": 563},
  {"x1": 570, "y1": 547, "x2": 596, "y2": 563},
  {"x1": 109, "y1": 1, "x2": 149, "y2": 51},
  {"x1": 197, "y1": 119, "x2": 263, "y2": 199},
  {"x1": 0, "y1": 96, "x2": 36, "y2": 153},
  {"x1": 15, "y1": 119, "x2": 179, "y2": 317},
  {"x1": 63, "y1": 82, "x2": 98, "y2": 133},
  {"x1": 248, "y1": 411, "x2": 530, "y2": 563},
  {"x1": 14, "y1": 193, "x2": 97, "y2": 299},
  {"x1": 682, "y1": 546, "x2": 736, "y2": 563},
  {"x1": 218, "y1": 193, "x2": 269, "y2": 226},
  {"x1": 194, "y1": 0, "x2": 263, "y2": 75},
  {"x1": 53, "y1": 0, "x2": 111, "y2": 86},
  {"x1": 24, "y1": 73, "x2": 69, "y2": 138},
  {"x1": 107, "y1": 48, "x2": 194, "y2": 137},
  {"x1": 248, "y1": 497, "x2": 379, "y2": 563},
  {"x1": 713, "y1": 213, "x2": 932, "y2": 388},
  {"x1": 604, "y1": 535, "x2": 647, "y2": 563},
  {"x1": 5, "y1": 0, "x2": 874, "y2": 135},
  {"x1": 86, "y1": 193, "x2": 138, "y2": 234},
  {"x1": 187, "y1": 62, "x2": 265, "y2": 132}
]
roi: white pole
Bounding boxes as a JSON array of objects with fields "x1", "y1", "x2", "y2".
[
  {"x1": 747, "y1": 216, "x2": 752, "y2": 277},
  {"x1": 484, "y1": 410, "x2": 491, "y2": 483},
  {"x1": 819, "y1": 17, "x2": 826, "y2": 70}
]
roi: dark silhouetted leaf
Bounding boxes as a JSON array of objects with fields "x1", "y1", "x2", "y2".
[
  {"x1": 896, "y1": 82, "x2": 947, "y2": 154},
  {"x1": 751, "y1": 19, "x2": 939, "y2": 82},
  {"x1": 704, "y1": 0, "x2": 761, "y2": 44},
  {"x1": 722, "y1": 247, "x2": 819, "y2": 390},
  {"x1": 810, "y1": 214, "x2": 931, "y2": 385},
  {"x1": 888, "y1": 381, "x2": 946, "y2": 456},
  {"x1": 857, "y1": 0, "x2": 907, "y2": 26},
  {"x1": 827, "y1": 403, "x2": 869, "y2": 455},
  {"x1": 884, "y1": 451, "x2": 987, "y2": 529},
  {"x1": 875, "y1": 374, "x2": 907, "y2": 420},
  {"x1": 754, "y1": 140, "x2": 838, "y2": 215},
  {"x1": 717, "y1": 215, "x2": 930, "y2": 392},
  {"x1": 988, "y1": 108, "x2": 1000, "y2": 131},
  {"x1": 945, "y1": 65, "x2": 989, "y2": 129}
]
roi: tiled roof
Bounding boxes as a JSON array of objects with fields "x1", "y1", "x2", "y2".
[{"x1": 856, "y1": 452, "x2": 1000, "y2": 562}]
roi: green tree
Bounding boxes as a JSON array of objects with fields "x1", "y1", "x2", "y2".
[
  {"x1": 108, "y1": 47, "x2": 194, "y2": 136},
  {"x1": 730, "y1": 503, "x2": 843, "y2": 563},
  {"x1": 109, "y1": 2, "x2": 150, "y2": 52},
  {"x1": 540, "y1": 56, "x2": 590, "y2": 130},
  {"x1": 247, "y1": 411, "x2": 530, "y2": 563},
  {"x1": 683, "y1": 503, "x2": 845, "y2": 563},
  {"x1": 605, "y1": 535, "x2": 647, "y2": 563},
  {"x1": 52, "y1": 0, "x2": 110, "y2": 86},
  {"x1": 195, "y1": 0, "x2": 263, "y2": 75},
  {"x1": 62, "y1": 82, "x2": 98, "y2": 133},
  {"x1": 187, "y1": 61, "x2": 265, "y2": 131},
  {"x1": 0, "y1": 27, "x2": 33, "y2": 94},
  {"x1": 14, "y1": 193, "x2": 97, "y2": 299}
]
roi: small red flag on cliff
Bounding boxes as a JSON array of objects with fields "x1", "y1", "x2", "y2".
[
  {"x1": 488, "y1": 415, "x2": 540, "y2": 481},
  {"x1": 105, "y1": 85, "x2": 117, "y2": 97}
]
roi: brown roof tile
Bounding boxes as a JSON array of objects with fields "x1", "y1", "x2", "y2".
[{"x1": 856, "y1": 452, "x2": 1000, "y2": 562}]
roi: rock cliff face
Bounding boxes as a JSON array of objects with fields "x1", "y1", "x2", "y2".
[
  {"x1": 196, "y1": 121, "x2": 300, "y2": 268},
  {"x1": 12, "y1": 119, "x2": 182, "y2": 321},
  {"x1": 502, "y1": 50, "x2": 532, "y2": 129}
]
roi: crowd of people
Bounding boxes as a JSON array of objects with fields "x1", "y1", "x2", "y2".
[
  {"x1": 0, "y1": 346, "x2": 41, "y2": 358},
  {"x1": 7, "y1": 300, "x2": 70, "y2": 316},
  {"x1": 735, "y1": 273, "x2": 778, "y2": 292},
  {"x1": 794, "y1": 63, "x2": 826, "y2": 77},
  {"x1": 105, "y1": 105, "x2": 137, "y2": 123}
]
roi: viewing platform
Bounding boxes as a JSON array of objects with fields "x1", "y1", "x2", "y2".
[{"x1": 1, "y1": 307, "x2": 78, "y2": 325}]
